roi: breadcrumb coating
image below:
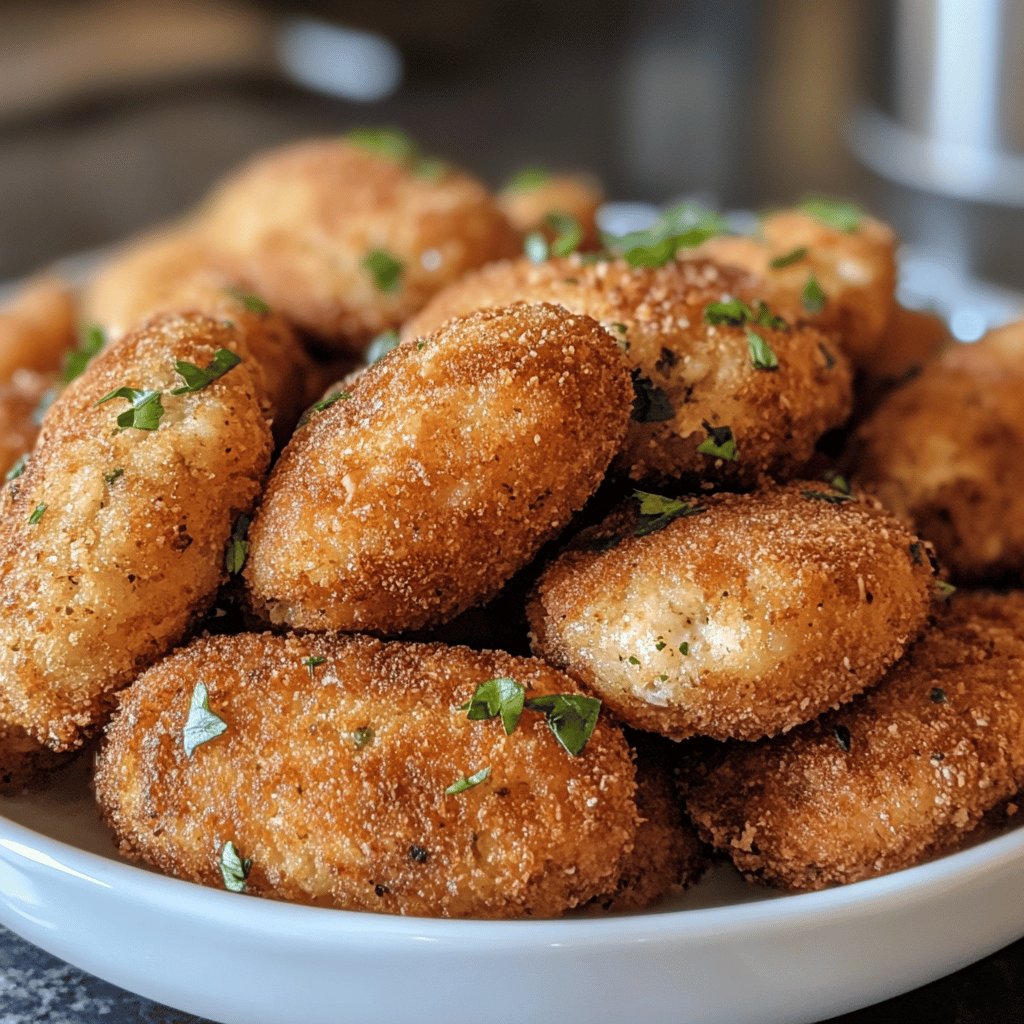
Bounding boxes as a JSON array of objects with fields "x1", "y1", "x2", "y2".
[
  {"x1": 853, "y1": 323, "x2": 1024, "y2": 582},
  {"x1": 528, "y1": 482, "x2": 937, "y2": 740},
  {"x1": 200, "y1": 138, "x2": 520, "y2": 351},
  {"x1": 684, "y1": 591, "x2": 1024, "y2": 890},
  {"x1": 0, "y1": 368, "x2": 53, "y2": 479},
  {"x1": 0, "y1": 276, "x2": 75, "y2": 383},
  {"x1": 0, "y1": 314, "x2": 272, "y2": 750},
  {"x1": 403, "y1": 256, "x2": 851, "y2": 486},
  {"x1": 245, "y1": 303, "x2": 632, "y2": 634},
  {"x1": 94, "y1": 632, "x2": 638, "y2": 919}
]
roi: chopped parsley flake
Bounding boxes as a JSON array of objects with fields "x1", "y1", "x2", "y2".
[
  {"x1": 800, "y1": 197, "x2": 864, "y2": 233},
  {"x1": 746, "y1": 328, "x2": 779, "y2": 370},
  {"x1": 801, "y1": 489, "x2": 854, "y2": 505},
  {"x1": 545, "y1": 212, "x2": 584, "y2": 258},
  {"x1": 104, "y1": 467, "x2": 124, "y2": 485},
  {"x1": 503, "y1": 167, "x2": 550, "y2": 192},
  {"x1": 704, "y1": 299, "x2": 787, "y2": 332},
  {"x1": 226, "y1": 288, "x2": 270, "y2": 315},
  {"x1": 62, "y1": 325, "x2": 105, "y2": 384},
  {"x1": 346, "y1": 127, "x2": 444, "y2": 179},
  {"x1": 524, "y1": 693, "x2": 602, "y2": 756},
  {"x1": 769, "y1": 246, "x2": 808, "y2": 270},
  {"x1": 28, "y1": 502, "x2": 46, "y2": 525},
  {"x1": 351, "y1": 726, "x2": 375, "y2": 749},
  {"x1": 225, "y1": 514, "x2": 250, "y2": 575},
  {"x1": 934, "y1": 580, "x2": 957, "y2": 600},
  {"x1": 362, "y1": 249, "x2": 404, "y2": 293},
  {"x1": 697, "y1": 421, "x2": 738, "y2": 462},
  {"x1": 298, "y1": 390, "x2": 352, "y2": 426},
  {"x1": 303, "y1": 655, "x2": 326, "y2": 679},
  {"x1": 95, "y1": 387, "x2": 165, "y2": 431},
  {"x1": 171, "y1": 349, "x2": 242, "y2": 395},
  {"x1": 365, "y1": 329, "x2": 400, "y2": 365},
  {"x1": 823, "y1": 470, "x2": 852, "y2": 495},
  {"x1": 445, "y1": 766, "x2": 491, "y2": 796},
  {"x1": 628, "y1": 655, "x2": 641, "y2": 666},
  {"x1": 5, "y1": 453, "x2": 28, "y2": 483},
  {"x1": 603, "y1": 202, "x2": 725, "y2": 269},
  {"x1": 679, "y1": 642, "x2": 690, "y2": 656},
  {"x1": 461, "y1": 677, "x2": 525, "y2": 735},
  {"x1": 632, "y1": 489, "x2": 705, "y2": 536},
  {"x1": 183, "y1": 681, "x2": 228, "y2": 758},
  {"x1": 408, "y1": 845, "x2": 429, "y2": 864},
  {"x1": 630, "y1": 370, "x2": 675, "y2": 422},
  {"x1": 655, "y1": 639, "x2": 666, "y2": 651},
  {"x1": 802, "y1": 274, "x2": 827, "y2": 314},
  {"x1": 219, "y1": 840, "x2": 252, "y2": 893},
  {"x1": 930, "y1": 687, "x2": 947, "y2": 704}
]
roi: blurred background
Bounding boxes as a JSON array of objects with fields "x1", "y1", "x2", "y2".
[{"x1": 1, "y1": 0, "x2": 1022, "y2": 331}]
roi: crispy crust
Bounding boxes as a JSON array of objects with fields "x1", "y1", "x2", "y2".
[
  {"x1": 200, "y1": 139, "x2": 520, "y2": 351},
  {"x1": 0, "y1": 314, "x2": 272, "y2": 749},
  {"x1": 94, "y1": 632, "x2": 638, "y2": 919},
  {"x1": 0, "y1": 276, "x2": 75, "y2": 383},
  {"x1": 245, "y1": 303, "x2": 632, "y2": 634},
  {"x1": 0, "y1": 368, "x2": 53, "y2": 479},
  {"x1": 684, "y1": 591, "x2": 1024, "y2": 889},
  {"x1": 527, "y1": 482, "x2": 937, "y2": 740},
  {"x1": 403, "y1": 256, "x2": 852, "y2": 486},
  {"x1": 852, "y1": 323, "x2": 1024, "y2": 582}
]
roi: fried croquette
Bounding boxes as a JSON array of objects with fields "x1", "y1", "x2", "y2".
[
  {"x1": 592, "y1": 743, "x2": 707, "y2": 911},
  {"x1": 0, "y1": 276, "x2": 76, "y2": 382},
  {"x1": 0, "y1": 368, "x2": 54, "y2": 479},
  {"x1": 852, "y1": 323, "x2": 1024, "y2": 582},
  {"x1": 0, "y1": 314, "x2": 272, "y2": 750},
  {"x1": 0, "y1": 716, "x2": 66, "y2": 793},
  {"x1": 200, "y1": 137, "x2": 520, "y2": 352},
  {"x1": 94, "y1": 632, "x2": 638, "y2": 919},
  {"x1": 498, "y1": 170, "x2": 604, "y2": 250},
  {"x1": 403, "y1": 256, "x2": 852, "y2": 486},
  {"x1": 684, "y1": 591, "x2": 1024, "y2": 890},
  {"x1": 81, "y1": 225, "x2": 314, "y2": 439},
  {"x1": 245, "y1": 303, "x2": 632, "y2": 634},
  {"x1": 699, "y1": 205, "x2": 897, "y2": 367},
  {"x1": 527, "y1": 482, "x2": 937, "y2": 741}
]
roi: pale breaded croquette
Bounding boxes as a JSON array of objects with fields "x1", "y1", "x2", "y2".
[
  {"x1": 0, "y1": 313, "x2": 272, "y2": 750},
  {"x1": 81, "y1": 224, "x2": 314, "y2": 440},
  {"x1": 699, "y1": 203, "x2": 897, "y2": 368},
  {"x1": 497, "y1": 168, "x2": 604, "y2": 250},
  {"x1": 403, "y1": 256, "x2": 852, "y2": 487},
  {"x1": 94, "y1": 632, "x2": 638, "y2": 919},
  {"x1": 592, "y1": 741, "x2": 707, "y2": 911},
  {"x1": 852, "y1": 323, "x2": 1024, "y2": 582},
  {"x1": 0, "y1": 368, "x2": 55, "y2": 478},
  {"x1": 0, "y1": 716, "x2": 67, "y2": 793},
  {"x1": 245, "y1": 303, "x2": 632, "y2": 634},
  {"x1": 527, "y1": 481, "x2": 938, "y2": 741},
  {"x1": 684, "y1": 591, "x2": 1024, "y2": 890},
  {"x1": 0, "y1": 275, "x2": 76, "y2": 382},
  {"x1": 199, "y1": 135, "x2": 520, "y2": 353}
]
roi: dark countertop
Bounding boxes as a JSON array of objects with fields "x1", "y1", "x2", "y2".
[{"x1": 3, "y1": 923, "x2": 1024, "y2": 1023}]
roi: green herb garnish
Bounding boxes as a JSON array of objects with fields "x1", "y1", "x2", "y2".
[
  {"x1": 28, "y1": 502, "x2": 47, "y2": 525},
  {"x1": 347, "y1": 127, "x2": 417, "y2": 162},
  {"x1": 603, "y1": 202, "x2": 725, "y2": 269},
  {"x1": 679, "y1": 642, "x2": 690, "y2": 655},
  {"x1": 697, "y1": 421, "x2": 738, "y2": 462},
  {"x1": 104, "y1": 467, "x2": 124, "y2": 485},
  {"x1": 298, "y1": 390, "x2": 352, "y2": 427},
  {"x1": 62, "y1": 325, "x2": 106, "y2": 384},
  {"x1": 362, "y1": 249, "x2": 404, "y2": 293},
  {"x1": 224, "y1": 288, "x2": 270, "y2": 315},
  {"x1": 225, "y1": 514, "x2": 250, "y2": 575},
  {"x1": 545, "y1": 212, "x2": 584, "y2": 258},
  {"x1": 503, "y1": 167, "x2": 550, "y2": 192},
  {"x1": 524, "y1": 693, "x2": 602, "y2": 756},
  {"x1": 934, "y1": 580, "x2": 957, "y2": 600},
  {"x1": 802, "y1": 275, "x2": 827, "y2": 314},
  {"x1": 630, "y1": 370, "x2": 675, "y2": 422},
  {"x1": 183, "y1": 681, "x2": 228, "y2": 758},
  {"x1": 171, "y1": 349, "x2": 242, "y2": 394},
  {"x1": 704, "y1": 299, "x2": 787, "y2": 331},
  {"x1": 930, "y1": 687, "x2": 947, "y2": 704},
  {"x1": 445, "y1": 766, "x2": 491, "y2": 796},
  {"x1": 800, "y1": 197, "x2": 864, "y2": 233},
  {"x1": 769, "y1": 246, "x2": 808, "y2": 270},
  {"x1": 219, "y1": 840, "x2": 252, "y2": 893},
  {"x1": 303, "y1": 655, "x2": 326, "y2": 679},
  {"x1": 365, "y1": 329, "x2": 400, "y2": 365},
  {"x1": 352, "y1": 726, "x2": 375, "y2": 749},
  {"x1": 632, "y1": 489, "x2": 704, "y2": 537},
  {"x1": 5, "y1": 453, "x2": 28, "y2": 483},
  {"x1": 746, "y1": 328, "x2": 779, "y2": 370},
  {"x1": 461, "y1": 677, "x2": 525, "y2": 735},
  {"x1": 95, "y1": 387, "x2": 165, "y2": 431},
  {"x1": 801, "y1": 489, "x2": 854, "y2": 505}
]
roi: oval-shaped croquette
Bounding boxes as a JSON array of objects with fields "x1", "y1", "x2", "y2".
[
  {"x1": 0, "y1": 313, "x2": 272, "y2": 749},
  {"x1": 94, "y1": 633, "x2": 638, "y2": 918},
  {"x1": 853, "y1": 323, "x2": 1024, "y2": 582},
  {"x1": 403, "y1": 256, "x2": 852, "y2": 486},
  {"x1": 684, "y1": 592, "x2": 1024, "y2": 890},
  {"x1": 528, "y1": 482, "x2": 937, "y2": 740},
  {"x1": 0, "y1": 275, "x2": 75, "y2": 383},
  {"x1": 200, "y1": 137, "x2": 520, "y2": 352},
  {"x1": 245, "y1": 303, "x2": 632, "y2": 634}
]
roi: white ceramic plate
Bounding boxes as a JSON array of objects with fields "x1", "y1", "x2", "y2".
[{"x1": 2, "y1": 757, "x2": 1024, "y2": 1024}]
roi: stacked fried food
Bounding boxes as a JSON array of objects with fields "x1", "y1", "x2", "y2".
[{"x1": 2, "y1": 129, "x2": 1023, "y2": 916}]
